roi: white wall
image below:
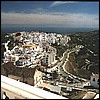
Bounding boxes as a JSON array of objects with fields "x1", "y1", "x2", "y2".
[
  {"x1": 90, "y1": 75, "x2": 99, "y2": 88},
  {"x1": 1, "y1": 75, "x2": 67, "y2": 99}
]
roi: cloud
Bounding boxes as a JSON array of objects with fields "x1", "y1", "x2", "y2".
[
  {"x1": 1, "y1": 12, "x2": 99, "y2": 28},
  {"x1": 49, "y1": 1, "x2": 78, "y2": 7},
  {"x1": 49, "y1": 1, "x2": 98, "y2": 7},
  {"x1": 30, "y1": 7, "x2": 46, "y2": 14}
]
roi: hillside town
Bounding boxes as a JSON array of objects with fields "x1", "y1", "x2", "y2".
[
  {"x1": 1, "y1": 31, "x2": 99, "y2": 99},
  {"x1": 2, "y1": 31, "x2": 70, "y2": 67}
]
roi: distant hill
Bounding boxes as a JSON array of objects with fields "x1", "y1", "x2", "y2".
[
  {"x1": 51, "y1": 30, "x2": 99, "y2": 79},
  {"x1": 68, "y1": 30, "x2": 99, "y2": 74}
]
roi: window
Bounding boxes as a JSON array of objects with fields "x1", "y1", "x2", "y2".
[{"x1": 93, "y1": 78, "x2": 95, "y2": 81}]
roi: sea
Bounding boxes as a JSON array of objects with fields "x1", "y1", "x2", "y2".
[{"x1": 1, "y1": 25, "x2": 98, "y2": 34}]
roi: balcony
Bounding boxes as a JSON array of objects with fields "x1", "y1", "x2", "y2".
[{"x1": 1, "y1": 75, "x2": 67, "y2": 99}]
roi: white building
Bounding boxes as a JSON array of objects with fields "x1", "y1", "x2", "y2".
[
  {"x1": 90, "y1": 72, "x2": 99, "y2": 88},
  {"x1": 41, "y1": 47, "x2": 57, "y2": 67},
  {"x1": 47, "y1": 48, "x2": 56, "y2": 66},
  {"x1": 34, "y1": 69, "x2": 43, "y2": 85}
]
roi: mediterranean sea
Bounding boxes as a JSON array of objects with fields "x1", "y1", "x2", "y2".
[{"x1": 1, "y1": 24, "x2": 98, "y2": 34}]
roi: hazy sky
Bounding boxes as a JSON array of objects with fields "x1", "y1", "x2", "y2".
[{"x1": 1, "y1": 1, "x2": 99, "y2": 28}]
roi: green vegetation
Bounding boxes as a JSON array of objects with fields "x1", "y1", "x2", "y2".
[
  {"x1": 1, "y1": 33, "x2": 9, "y2": 43},
  {"x1": 51, "y1": 43, "x2": 68, "y2": 57},
  {"x1": 68, "y1": 30, "x2": 99, "y2": 73},
  {"x1": 53, "y1": 30, "x2": 99, "y2": 78}
]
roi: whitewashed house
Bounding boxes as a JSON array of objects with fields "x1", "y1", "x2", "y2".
[{"x1": 90, "y1": 72, "x2": 99, "y2": 88}]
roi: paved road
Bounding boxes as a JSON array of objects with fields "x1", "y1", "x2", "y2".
[{"x1": 46, "y1": 47, "x2": 89, "y2": 89}]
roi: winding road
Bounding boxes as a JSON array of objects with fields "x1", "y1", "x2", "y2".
[{"x1": 47, "y1": 46, "x2": 88, "y2": 84}]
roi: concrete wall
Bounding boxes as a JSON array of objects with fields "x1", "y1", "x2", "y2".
[{"x1": 1, "y1": 75, "x2": 67, "y2": 99}]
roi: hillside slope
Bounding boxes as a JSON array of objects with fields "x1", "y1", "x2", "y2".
[{"x1": 67, "y1": 30, "x2": 99, "y2": 78}]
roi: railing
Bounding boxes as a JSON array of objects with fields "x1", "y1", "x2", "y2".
[{"x1": 1, "y1": 75, "x2": 67, "y2": 99}]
